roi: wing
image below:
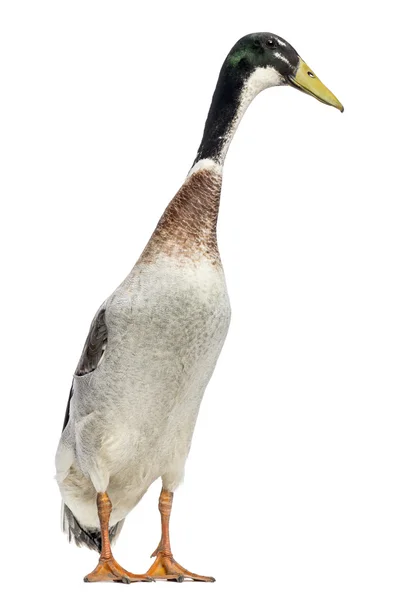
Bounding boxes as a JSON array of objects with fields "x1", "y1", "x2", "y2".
[
  {"x1": 62, "y1": 306, "x2": 108, "y2": 431},
  {"x1": 74, "y1": 307, "x2": 108, "y2": 377},
  {"x1": 62, "y1": 383, "x2": 74, "y2": 432}
]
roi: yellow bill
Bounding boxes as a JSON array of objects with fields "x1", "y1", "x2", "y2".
[{"x1": 289, "y1": 58, "x2": 344, "y2": 112}]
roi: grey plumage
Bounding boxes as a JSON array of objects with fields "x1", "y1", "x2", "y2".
[
  {"x1": 61, "y1": 307, "x2": 110, "y2": 547},
  {"x1": 55, "y1": 170, "x2": 231, "y2": 550},
  {"x1": 62, "y1": 307, "x2": 107, "y2": 432}
]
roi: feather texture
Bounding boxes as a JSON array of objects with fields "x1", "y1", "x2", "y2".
[
  {"x1": 62, "y1": 503, "x2": 124, "y2": 552},
  {"x1": 62, "y1": 307, "x2": 107, "y2": 432},
  {"x1": 75, "y1": 307, "x2": 107, "y2": 377}
]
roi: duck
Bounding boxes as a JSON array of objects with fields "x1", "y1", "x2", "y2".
[{"x1": 55, "y1": 31, "x2": 343, "y2": 584}]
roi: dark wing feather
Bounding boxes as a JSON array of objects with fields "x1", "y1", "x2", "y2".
[
  {"x1": 75, "y1": 307, "x2": 108, "y2": 376},
  {"x1": 62, "y1": 383, "x2": 74, "y2": 431},
  {"x1": 62, "y1": 503, "x2": 125, "y2": 552},
  {"x1": 62, "y1": 307, "x2": 107, "y2": 432}
]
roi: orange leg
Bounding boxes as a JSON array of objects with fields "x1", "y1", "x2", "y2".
[
  {"x1": 145, "y1": 488, "x2": 215, "y2": 582},
  {"x1": 84, "y1": 492, "x2": 152, "y2": 583}
]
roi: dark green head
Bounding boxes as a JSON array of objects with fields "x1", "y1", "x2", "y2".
[
  {"x1": 225, "y1": 32, "x2": 343, "y2": 111},
  {"x1": 227, "y1": 32, "x2": 300, "y2": 79},
  {"x1": 194, "y1": 32, "x2": 343, "y2": 164}
]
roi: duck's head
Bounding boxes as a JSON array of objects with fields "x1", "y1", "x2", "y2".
[
  {"x1": 227, "y1": 32, "x2": 344, "y2": 112},
  {"x1": 194, "y1": 32, "x2": 343, "y2": 165}
]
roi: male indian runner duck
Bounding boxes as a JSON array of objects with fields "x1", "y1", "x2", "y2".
[{"x1": 55, "y1": 32, "x2": 343, "y2": 583}]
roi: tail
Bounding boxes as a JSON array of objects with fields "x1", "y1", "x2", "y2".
[{"x1": 62, "y1": 503, "x2": 124, "y2": 552}]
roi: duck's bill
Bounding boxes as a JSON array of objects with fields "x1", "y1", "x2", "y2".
[{"x1": 288, "y1": 58, "x2": 344, "y2": 112}]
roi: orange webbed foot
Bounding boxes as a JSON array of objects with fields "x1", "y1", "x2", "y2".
[
  {"x1": 84, "y1": 557, "x2": 153, "y2": 583},
  {"x1": 146, "y1": 551, "x2": 215, "y2": 582}
]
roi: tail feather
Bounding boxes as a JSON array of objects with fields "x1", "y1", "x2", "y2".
[{"x1": 62, "y1": 503, "x2": 124, "y2": 552}]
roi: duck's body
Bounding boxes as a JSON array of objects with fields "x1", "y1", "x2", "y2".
[
  {"x1": 57, "y1": 165, "x2": 230, "y2": 535},
  {"x1": 55, "y1": 33, "x2": 342, "y2": 582}
]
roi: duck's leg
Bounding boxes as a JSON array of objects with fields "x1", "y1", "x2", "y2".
[
  {"x1": 145, "y1": 488, "x2": 215, "y2": 582},
  {"x1": 84, "y1": 492, "x2": 152, "y2": 583}
]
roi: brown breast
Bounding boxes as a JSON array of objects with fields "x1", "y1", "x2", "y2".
[{"x1": 139, "y1": 168, "x2": 222, "y2": 265}]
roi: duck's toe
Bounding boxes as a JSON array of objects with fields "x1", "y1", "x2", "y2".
[
  {"x1": 84, "y1": 557, "x2": 153, "y2": 583},
  {"x1": 145, "y1": 552, "x2": 215, "y2": 582}
]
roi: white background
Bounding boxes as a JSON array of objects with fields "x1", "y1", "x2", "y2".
[{"x1": 1, "y1": 1, "x2": 412, "y2": 598}]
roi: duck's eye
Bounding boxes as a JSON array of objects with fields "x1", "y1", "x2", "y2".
[
  {"x1": 308, "y1": 71, "x2": 315, "y2": 78},
  {"x1": 266, "y1": 38, "x2": 276, "y2": 48}
]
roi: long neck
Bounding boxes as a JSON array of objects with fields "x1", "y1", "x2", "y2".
[
  {"x1": 192, "y1": 64, "x2": 278, "y2": 169},
  {"x1": 140, "y1": 66, "x2": 279, "y2": 265}
]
